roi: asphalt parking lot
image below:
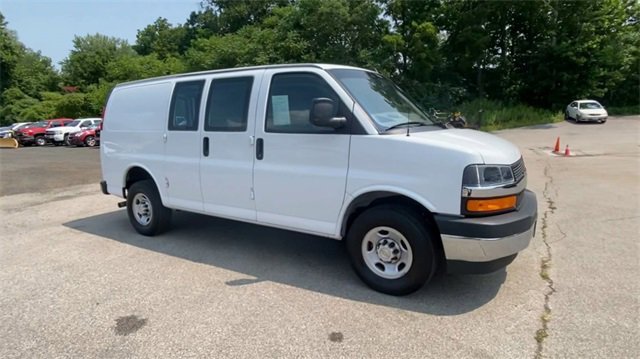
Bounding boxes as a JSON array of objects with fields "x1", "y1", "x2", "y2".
[{"x1": 1, "y1": 117, "x2": 638, "y2": 358}]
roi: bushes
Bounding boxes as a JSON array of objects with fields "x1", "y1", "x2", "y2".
[
  {"x1": 454, "y1": 99, "x2": 564, "y2": 131},
  {"x1": 607, "y1": 105, "x2": 640, "y2": 116}
]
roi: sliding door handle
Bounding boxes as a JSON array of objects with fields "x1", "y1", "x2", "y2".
[
  {"x1": 256, "y1": 138, "x2": 264, "y2": 160},
  {"x1": 203, "y1": 136, "x2": 210, "y2": 157}
]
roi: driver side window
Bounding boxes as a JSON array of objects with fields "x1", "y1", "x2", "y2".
[{"x1": 265, "y1": 73, "x2": 349, "y2": 134}]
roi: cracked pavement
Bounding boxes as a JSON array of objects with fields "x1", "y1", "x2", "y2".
[
  {"x1": 496, "y1": 116, "x2": 640, "y2": 358},
  {"x1": 1, "y1": 116, "x2": 638, "y2": 358}
]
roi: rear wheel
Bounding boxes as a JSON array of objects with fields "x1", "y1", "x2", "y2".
[
  {"x1": 126, "y1": 180, "x2": 172, "y2": 236},
  {"x1": 34, "y1": 136, "x2": 46, "y2": 146},
  {"x1": 346, "y1": 205, "x2": 437, "y2": 295},
  {"x1": 63, "y1": 133, "x2": 70, "y2": 146},
  {"x1": 84, "y1": 136, "x2": 96, "y2": 147}
]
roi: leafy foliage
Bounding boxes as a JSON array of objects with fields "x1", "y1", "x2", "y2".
[{"x1": 1, "y1": 1, "x2": 638, "y2": 126}]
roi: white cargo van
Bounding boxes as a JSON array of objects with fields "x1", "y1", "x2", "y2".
[{"x1": 100, "y1": 64, "x2": 537, "y2": 295}]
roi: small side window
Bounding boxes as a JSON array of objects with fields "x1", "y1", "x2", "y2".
[
  {"x1": 205, "y1": 77, "x2": 253, "y2": 132},
  {"x1": 50, "y1": 122, "x2": 61, "y2": 128},
  {"x1": 169, "y1": 80, "x2": 205, "y2": 131}
]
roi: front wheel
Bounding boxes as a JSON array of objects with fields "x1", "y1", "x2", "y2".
[
  {"x1": 63, "y1": 134, "x2": 70, "y2": 146},
  {"x1": 84, "y1": 135, "x2": 96, "y2": 147},
  {"x1": 35, "y1": 136, "x2": 46, "y2": 146},
  {"x1": 126, "y1": 180, "x2": 172, "y2": 236},
  {"x1": 346, "y1": 205, "x2": 437, "y2": 295}
]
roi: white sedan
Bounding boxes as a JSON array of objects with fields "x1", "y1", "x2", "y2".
[{"x1": 565, "y1": 100, "x2": 608, "y2": 124}]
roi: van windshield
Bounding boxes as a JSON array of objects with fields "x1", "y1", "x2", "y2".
[{"x1": 329, "y1": 69, "x2": 433, "y2": 130}]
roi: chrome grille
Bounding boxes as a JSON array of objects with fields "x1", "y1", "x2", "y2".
[{"x1": 511, "y1": 157, "x2": 526, "y2": 183}]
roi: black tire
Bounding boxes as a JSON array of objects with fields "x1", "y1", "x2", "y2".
[
  {"x1": 53, "y1": 142, "x2": 61, "y2": 146},
  {"x1": 126, "y1": 180, "x2": 172, "y2": 236},
  {"x1": 63, "y1": 133, "x2": 70, "y2": 146},
  {"x1": 84, "y1": 135, "x2": 96, "y2": 147},
  {"x1": 346, "y1": 205, "x2": 437, "y2": 295},
  {"x1": 35, "y1": 136, "x2": 46, "y2": 146}
]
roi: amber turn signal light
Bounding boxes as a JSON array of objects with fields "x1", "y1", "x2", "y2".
[{"x1": 466, "y1": 195, "x2": 517, "y2": 212}]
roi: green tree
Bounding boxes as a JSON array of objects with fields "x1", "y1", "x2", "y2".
[
  {"x1": 54, "y1": 93, "x2": 93, "y2": 118},
  {"x1": 287, "y1": 0, "x2": 389, "y2": 66},
  {"x1": 381, "y1": 0, "x2": 441, "y2": 81},
  {"x1": 203, "y1": 0, "x2": 290, "y2": 34},
  {"x1": 61, "y1": 34, "x2": 134, "y2": 88},
  {"x1": 134, "y1": 18, "x2": 188, "y2": 59},
  {"x1": 0, "y1": 12, "x2": 24, "y2": 96},
  {"x1": 11, "y1": 49, "x2": 60, "y2": 98}
]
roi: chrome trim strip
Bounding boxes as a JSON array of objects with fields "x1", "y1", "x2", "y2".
[
  {"x1": 441, "y1": 221, "x2": 535, "y2": 262},
  {"x1": 462, "y1": 177, "x2": 527, "y2": 198}
]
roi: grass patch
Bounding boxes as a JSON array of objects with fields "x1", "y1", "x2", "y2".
[
  {"x1": 453, "y1": 99, "x2": 563, "y2": 131},
  {"x1": 535, "y1": 328, "x2": 549, "y2": 343},
  {"x1": 607, "y1": 105, "x2": 640, "y2": 116}
]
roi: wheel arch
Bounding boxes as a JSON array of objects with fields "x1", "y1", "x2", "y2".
[
  {"x1": 122, "y1": 165, "x2": 163, "y2": 201},
  {"x1": 339, "y1": 190, "x2": 446, "y2": 271}
]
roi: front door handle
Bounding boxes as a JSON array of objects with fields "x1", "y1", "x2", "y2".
[
  {"x1": 203, "y1": 136, "x2": 210, "y2": 157},
  {"x1": 256, "y1": 138, "x2": 264, "y2": 160}
]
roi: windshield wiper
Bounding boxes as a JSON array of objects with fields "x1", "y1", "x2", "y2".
[{"x1": 385, "y1": 121, "x2": 433, "y2": 132}]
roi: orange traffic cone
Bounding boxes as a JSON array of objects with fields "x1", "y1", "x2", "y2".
[
  {"x1": 564, "y1": 145, "x2": 571, "y2": 157},
  {"x1": 553, "y1": 137, "x2": 560, "y2": 152}
]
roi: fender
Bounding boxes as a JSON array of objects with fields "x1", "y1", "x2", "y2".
[
  {"x1": 335, "y1": 185, "x2": 438, "y2": 238},
  {"x1": 122, "y1": 163, "x2": 167, "y2": 206}
]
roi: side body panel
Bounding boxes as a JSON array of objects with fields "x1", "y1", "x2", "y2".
[{"x1": 101, "y1": 81, "x2": 173, "y2": 199}]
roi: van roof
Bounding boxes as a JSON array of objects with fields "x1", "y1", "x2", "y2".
[{"x1": 115, "y1": 63, "x2": 372, "y2": 88}]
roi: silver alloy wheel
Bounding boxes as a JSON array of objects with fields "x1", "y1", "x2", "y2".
[
  {"x1": 85, "y1": 136, "x2": 96, "y2": 147},
  {"x1": 132, "y1": 193, "x2": 153, "y2": 226},
  {"x1": 35, "y1": 137, "x2": 46, "y2": 146},
  {"x1": 361, "y1": 226, "x2": 413, "y2": 279}
]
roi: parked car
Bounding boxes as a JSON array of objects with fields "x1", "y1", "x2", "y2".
[
  {"x1": 45, "y1": 118, "x2": 101, "y2": 145},
  {"x1": 565, "y1": 100, "x2": 608, "y2": 123},
  {"x1": 15, "y1": 119, "x2": 73, "y2": 146},
  {"x1": 100, "y1": 64, "x2": 537, "y2": 295},
  {"x1": 69, "y1": 127, "x2": 100, "y2": 147},
  {"x1": 0, "y1": 122, "x2": 31, "y2": 138}
]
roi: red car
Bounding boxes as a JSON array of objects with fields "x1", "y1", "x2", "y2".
[
  {"x1": 16, "y1": 118, "x2": 73, "y2": 146},
  {"x1": 69, "y1": 127, "x2": 100, "y2": 147}
]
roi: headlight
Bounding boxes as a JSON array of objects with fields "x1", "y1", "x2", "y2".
[
  {"x1": 463, "y1": 164, "x2": 515, "y2": 188},
  {"x1": 462, "y1": 164, "x2": 519, "y2": 214}
]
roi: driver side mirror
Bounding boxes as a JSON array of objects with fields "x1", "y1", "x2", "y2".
[{"x1": 310, "y1": 98, "x2": 346, "y2": 129}]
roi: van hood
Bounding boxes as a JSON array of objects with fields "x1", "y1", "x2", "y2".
[{"x1": 407, "y1": 128, "x2": 521, "y2": 164}]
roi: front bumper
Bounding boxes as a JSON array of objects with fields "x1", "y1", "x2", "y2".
[
  {"x1": 45, "y1": 133, "x2": 64, "y2": 142},
  {"x1": 435, "y1": 190, "x2": 537, "y2": 274},
  {"x1": 69, "y1": 136, "x2": 84, "y2": 145},
  {"x1": 17, "y1": 135, "x2": 34, "y2": 144},
  {"x1": 586, "y1": 117, "x2": 607, "y2": 122}
]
